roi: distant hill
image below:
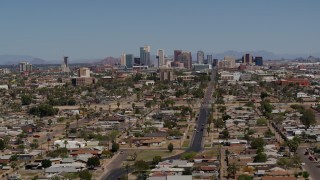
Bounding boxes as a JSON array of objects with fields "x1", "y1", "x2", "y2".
[
  {"x1": 0, "y1": 55, "x2": 49, "y2": 65},
  {"x1": 94, "y1": 57, "x2": 119, "y2": 65}
]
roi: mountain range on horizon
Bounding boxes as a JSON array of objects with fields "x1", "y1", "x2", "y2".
[{"x1": 1, "y1": 50, "x2": 320, "y2": 65}]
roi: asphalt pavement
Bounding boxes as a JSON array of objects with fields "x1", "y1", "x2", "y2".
[
  {"x1": 297, "y1": 147, "x2": 320, "y2": 180},
  {"x1": 103, "y1": 68, "x2": 217, "y2": 180}
]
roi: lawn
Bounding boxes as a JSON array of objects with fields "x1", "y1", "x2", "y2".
[
  {"x1": 182, "y1": 140, "x2": 190, "y2": 148},
  {"x1": 136, "y1": 150, "x2": 176, "y2": 162}
]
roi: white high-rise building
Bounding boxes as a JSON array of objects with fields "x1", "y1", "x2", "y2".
[
  {"x1": 197, "y1": 51, "x2": 205, "y2": 64},
  {"x1": 157, "y1": 49, "x2": 165, "y2": 67},
  {"x1": 120, "y1": 53, "x2": 126, "y2": 66}
]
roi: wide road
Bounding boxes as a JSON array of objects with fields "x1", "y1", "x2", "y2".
[
  {"x1": 103, "y1": 68, "x2": 217, "y2": 180},
  {"x1": 297, "y1": 147, "x2": 320, "y2": 180},
  {"x1": 188, "y1": 68, "x2": 216, "y2": 152}
]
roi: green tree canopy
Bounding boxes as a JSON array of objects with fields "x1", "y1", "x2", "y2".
[
  {"x1": 41, "y1": 159, "x2": 52, "y2": 168},
  {"x1": 250, "y1": 137, "x2": 265, "y2": 150},
  {"x1": 133, "y1": 160, "x2": 149, "y2": 172},
  {"x1": 86, "y1": 157, "x2": 100, "y2": 167},
  {"x1": 253, "y1": 152, "x2": 267, "y2": 162},
  {"x1": 168, "y1": 143, "x2": 174, "y2": 152}
]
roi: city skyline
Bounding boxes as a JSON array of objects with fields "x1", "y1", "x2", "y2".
[{"x1": 1, "y1": 0, "x2": 320, "y2": 60}]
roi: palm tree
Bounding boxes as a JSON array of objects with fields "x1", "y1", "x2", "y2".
[
  {"x1": 227, "y1": 163, "x2": 239, "y2": 178},
  {"x1": 65, "y1": 122, "x2": 70, "y2": 138},
  {"x1": 55, "y1": 144, "x2": 60, "y2": 150},
  {"x1": 75, "y1": 114, "x2": 80, "y2": 129},
  {"x1": 64, "y1": 140, "x2": 68, "y2": 148}
]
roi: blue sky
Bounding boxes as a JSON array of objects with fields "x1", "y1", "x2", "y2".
[{"x1": 0, "y1": 0, "x2": 320, "y2": 60}]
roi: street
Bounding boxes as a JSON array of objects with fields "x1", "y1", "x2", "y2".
[{"x1": 103, "y1": 68, "x2": 217, "y2": 179}]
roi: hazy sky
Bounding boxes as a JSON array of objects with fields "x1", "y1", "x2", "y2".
[{"x1": 0, "y1": 0, "x2": 320, "y2": 60}]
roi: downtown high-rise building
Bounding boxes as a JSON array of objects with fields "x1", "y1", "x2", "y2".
[
  {"x1": 140, "y1": 46, "x2": 151, "y2": 66},
  {"x1": 255, "y1": 56, "x2": 263, "y2": 66},
  {"x1": 120, "y1": 53, "x2": 126, "y2": 66},
  {"x1": 19, "y1": 61, "x2": 32, "y2": 72},
  {"x1": 125, "y1": 54, "x2": 134, "y2": 68},
  {"x1": 197, "y1": 50, "x2": 205, "y2": 64},
  {"x1": 242, "y1": 53, "x2": 253, "y2": 65},
  {"x1": 157, "y1": 49, "x2": 165, "y2": 67},
  {"x1": 207, "y1": 55, "x2": 213, "y2": 65},
  {"x1": 174, "y1": 50, "x2": 182, "y2": 62},
  {"x1": 61, "y1": 56, "x2": 70, "y2": 73},
  {"x1": 178, "y1": 51, "x2": 192, "y2": 69}
]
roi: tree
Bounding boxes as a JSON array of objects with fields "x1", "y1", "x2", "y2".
[
  {"x1": 133, "y1": 160, "x2": 149, "y2": 172},
  {"x1": 86, "y1": 157, "x2": 100, "y2": 168},
  {"x1": 152, "y1": 156, "x2": 162, "y2": 165},
  {"x1": 63, "y1": 140, "x2": 68, "y2": 148},
  {"x1": 302, "y1": 171, "x2": 309, "y2": 179},
  {"x1": 28, "y1": 104, "x2": 59, "y2": 117},
  {"x1": 168, "y1": 143, "x2": 174, "y2": 152},
  {"x1": 207, "y1": 126, "x2": 211, "y2": 136},
  {"x1": 213, "y1": 118, "x2": 224, "y2": 131},
  {"x1": 227, "y1": 163, "x2": 239, "y2": 178},
  {"x1": 117, "y1": 102, "x2": 120, "y2": 109},
  {"x1": 300, "y1": 109, "x2": 316, "y2": 129},
  {"x1": 260, "y1": 100, "x2": 273, "y2": 116},
  {"x1": 250, "y1": 137, "x2": 265, "y2": 151},
  {"x1": 75, "y1": 114, "x2": 80, "y2": 129},
  {"x1": 9, "y1": 154, "x2": 18, "y2": 161},
  {"x1": 21, "y1": 94, "x2": 32, "y2": 105},
  {"x1": 287, "y1": 136, "x2": 300, "y2": 153},
  {"x1": 260, "y1": 92, "x2": 269, "y2": 99},
  {"x1": 111, "y1": 142, "x2": 119, "y2": 152},
  {"x1": 0, "y1": 139, "x2": 5, "y2": 150},
  {"x1": 222, "y1": 129, "x2": 229, "y2": 139},
  {"x1": 256, "y1": 118, "x2": 268, "y2": 126},
  {"x1": 238, "y1": 174, "x2": 253, "y2": 180},
  {"x1": 78, "y1": 169, "x2": 92, "y2": 180},
  {"x1": 41, "y1": 159, "x2": 52, "y2": 168},
  {"x1": 253, "y1": 152, "x2": 267, "y2": 162}
]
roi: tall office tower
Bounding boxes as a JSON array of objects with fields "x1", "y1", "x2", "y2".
[
  {"x1": 140, "y1": 46, "x2": 151, "y2": 66},
  {"x1": 125, "y1": 54, "x2": 134, "y2": 68},
  {"x1": 242, "y1": 53, "x2": 253, "y2": 64},
  {"x1": 179, "y1": 51, "x2": 192, "y2": 69},
  {"x1": 197, "y1": 51, "x2": 205, "y2": 64},
  {"x1": 213, "y1": 59, "x2": 219, "y2": 67},
  {"x1": 26, "y1": 63, "x2": 33, "y2": 72},
  {"x1": 255, "y1": 56, "x2": 263, "y2": 66},
  {"x1": 78, "y1": 67, "x2": 90, "y2": 77},
  {"x1": 19, "y1": 61, "x2": 32, "y2": 72},
  {"x1": 174, "y1": 50, "x2": 182, "y2": 62},
  {"x1": 207, "y1": 55, "x2": 213, "y2": 65},
  {"x1": 134, "y1": 57, "x2": 140, "y2": 65},
  {"x1": 120, "y1": 53, "x2": 126, "y2": 66},
  {"x1": 19, "y1": 62, "x2": 27, "y2": 72},
  {"x1": 61, "y1": 56, "x2": 70, "y2": 72},
  {"x1": 157, "y1": 49, "x2": 165, "y2": 67}
]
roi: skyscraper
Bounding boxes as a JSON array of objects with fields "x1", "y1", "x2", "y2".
[
  {"x1": 255, "y1": 56, "x2": 263, "y2": 66},
  {"x1": 242, "y1": 53, "x2": 253, "y2": 65},
  {"x1": 174, "y1": 50, "x2": 182, "y2": 62},
  {"x1": 179, "y1": 51, "x2": 192, "y2": 69},
  {"x1": 19, "y1": 61, "x2": 32, "y2": 72},
  {"x1": 120, "y1": 53, "x2": 126, "y2": 66},
  {"x1": 140, "y1": 46, "x2": 151, "y2": 66},
  {"x1": 61, "y1": 56, "x2": 70, "y2": 72},
  {"x1": 207, "y1": 55, "x2": 213, "y2": 65},
  {"x1": 125, "y1": 54, "x2": 134, "y2": 68},
  {"x1": 157, "y1": 49, "x2": 165, "y2": 67},
  {"x1": 197, "y1": 51, "x2": 205, "y2": 64}
]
